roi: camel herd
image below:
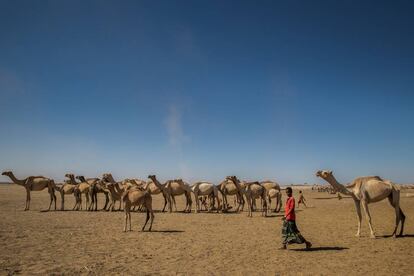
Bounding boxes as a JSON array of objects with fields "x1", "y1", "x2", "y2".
[
  {"x1": 1, "y1": 170, "x2": 408, "y2": 238},
  {"x1": 1, "y1": 171, "x2": 282, "y2": 231}
]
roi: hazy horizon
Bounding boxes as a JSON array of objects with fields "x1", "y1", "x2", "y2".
[{"x1": 1, "y1": 1, "x2": 413, "y2": 184}]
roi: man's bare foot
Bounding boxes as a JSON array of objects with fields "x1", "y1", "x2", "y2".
[
  {"x1": 305, "y1": 241, "x2": 312, "y2": 249},
  {"x1": 279, "y1": 245, "x2": 287, "y2": 250}
]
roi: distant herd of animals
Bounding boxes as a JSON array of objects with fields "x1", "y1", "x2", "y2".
[{"x1": 1, "y1": 170, "x2": 408, "y2": 238}]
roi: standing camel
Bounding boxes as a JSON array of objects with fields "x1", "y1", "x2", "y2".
[
  {"x1": 165, "y1": 179, "x2": 193, "y2": 213},
  {"x1": 2, "y1": 171, "x2": 57, "y2": 211},
  {"x1": 53, "y1": 174, "x2": 80, "y2": 210},
  {"x1": 122, "y1": 187, "x2": 154, "y2": 232},
  {"x1": 260, "y1": 180, "x2": 282, "y2": 212},
  {"x1": 145, "y1": 177, "x2": 172, "y2": 212},
  {"x1": 316, "y1": 170, "x2": 406, "y2": 238},
  {"x1": 219, "y1": 177, "x2": 245, "y2": 212},
  {"x1": 65, "y1": 174, "x2": 91, "y2": 210},
  {"x1": 191, "y1": 181, "x2": 221, "y2": 213},
  {"x1": 229, "y1": 176, "x2": 267, "y2": 217}
]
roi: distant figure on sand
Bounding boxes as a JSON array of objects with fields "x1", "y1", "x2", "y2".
[
  {"x1": 297, "y1": 190, "x2": 307, "y2": 208},
  {"x1": 280, "y1": 187, "x2": 312, "y2": 250}
]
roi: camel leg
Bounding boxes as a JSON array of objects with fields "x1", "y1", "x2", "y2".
[
  {"x1": 398, "y1": 208, "x2": 406, "y2": 237},
  {"x1": 103, "y1": 193, "x2": 109, "y2": 210},
  {"x1": 85, "y1": 193, "x2": 90, "y2": 211},
  {"x1": 194, "y1": 192, "x2": 199, "y2": 213},
  {"x1": 124, "y1": 204, "x2": 129, "y2": 232},
  {"x1": 142, "y1": 208, "x2": 150, "y2": 231},
  {"x1": 61, "y1": 192, "x2": 65, "y2": 211},
  {"x1": 353, "y1": 199, "x2": 362, "y2": 237},
  {"x1": 171, "y1": 196, "x2": 177, "y2": 212},
  {"x1": 186, "y1": 192, "x2": 192, "y2": 213},
  {"x1": 361, "y1": 200, "x2": 376, "y2": 238},
  {"x1": 47, "y1": 189, "x2": 53, "y2": 211},
  {"x1": 148, "y1": 208, "x2": 154, "y2": 231},
  {"x1": 25, "y1": 188, "x2": 30, "y2": 211},
  {"x1": 161, "y1": 193, "x2": 167, "y2": 212}
]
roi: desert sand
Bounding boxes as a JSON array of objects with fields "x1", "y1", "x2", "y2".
[{"x1": 1, "y1": 184, "x2": 413, "y2": 275}]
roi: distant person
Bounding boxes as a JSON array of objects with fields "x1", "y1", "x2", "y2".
[
  {"x1": 337, "y1": 192, "x2": 342, "y2": 200},
  {"x1": 297, "y1": 190, "x2": 307, "y2": 208},
  {"x1": 280, "y1": 187, "x2": 312, "y2": 250}
]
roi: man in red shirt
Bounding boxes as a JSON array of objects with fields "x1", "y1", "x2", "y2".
[{"x1": 280, "y1": 187, "x2": 312, "y2": 250}]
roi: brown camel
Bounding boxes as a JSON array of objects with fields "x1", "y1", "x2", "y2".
[
  {"x1": 2, "y1": 171, "x2": 57, "y2": 211},
  {"x1": 52, "y1": 173, "x2": 81, "y2": 210},
  {"x1": 316, "y1": 170, "x2": 406, "y2": 238},
  {"x1": 122, "y1": 187, "x2": 154, "y2": 232},
  {"x1": 147, "y1": 175, "x2": 174, "y2": 212},
  {"x1": 102, "y1": 174, "x2": 125, "y2": 211}
]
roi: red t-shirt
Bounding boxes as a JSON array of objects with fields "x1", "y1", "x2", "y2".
[{"x1": 285, "y1": 197, "x2": 296, "y2": 221}]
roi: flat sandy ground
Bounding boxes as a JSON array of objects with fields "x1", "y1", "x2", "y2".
[{"x1": 1, "y1": 185, "x2": 414, "y2": 275}]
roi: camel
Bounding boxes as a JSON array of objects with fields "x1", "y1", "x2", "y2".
[
  {"x1": 52, "y1": 174, "x2": 81, "y2": 210},
  {"x1": 2, "y1": 171, "x2": 57, "y2": 211},
  {"x1": 165, "y1": 179, "x2": 193, "y2": 213},
  {"x1": 218, "y1": 177, "x2": 245, "y2": 212},
  {"x1": 122, "y1": 187, "x2": 154, "y2": 232},
  {"x1": 73, "y1": 175, "x2": 111, "y2": 211},
  {"x1": 191, "y1": 181, "x2": 221, "y2": 213},
  {"x1": 316, "y1": 170, "x2": 406, "y2": 238},
  {"x1": 102, "y1": 173, "x2": 127, "y2": 211},
  {"x1": 260, "y1": 180, "x2": 282, "y2": 212},
  {"x1": 229, "y1": 176, "x2": 267, "y2": 217},
  {"x1": 66, "y1": 174, "x2": 92, "y2": 210},
  {"x1": 147, "y1": 175, "x2": 176, "y2": 212},
  {"x1": 88, "y1": 180, "x2": 110, "y2": 211},
  {"x1": 65, "y1": 173, "x2": 90, "y2": 210}
]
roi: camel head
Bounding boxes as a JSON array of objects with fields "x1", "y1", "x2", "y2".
[
  {"x1": 102, "y1": 173, "x2": 113, "y2": 182},
  {"x1": 2, "y1": 171, "x2": 12, "y2": 176},
  {"x1": 226, "y1": 175, "x2": 239, "y2": 183},
  {"x1": 316, "y1": 170, "x2": 333, "y2": 179},
  {"x1": 148, "y1": 175, "x2": 156, "y2": 180},
  {"x1": 65, "y1": 173, "x2": 74, "y2": 178}
]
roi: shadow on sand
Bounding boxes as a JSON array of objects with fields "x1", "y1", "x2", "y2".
[
  {"x1": 377, "y1": 234, "x2": 414, "y2": 239},
  {"x1": 147, "y1": 230, "x2": 185, "y2": 233},
  {"x1": 313, "y1": 197, "x2": 351, "y2": 200},
  {"x1": 291, "y1": 246, "x2": 349, "y2": 252}
]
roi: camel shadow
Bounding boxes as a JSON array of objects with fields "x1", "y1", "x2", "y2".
[
  {"x1": 377, "y1": 234, "x2": 414, "y2": 239},
  {"x1": 147, "y1": 230, "x2": 185, "y2": 233},
  {"x1": 291, "y1": 246, "x2": 349, "y2": 252}
]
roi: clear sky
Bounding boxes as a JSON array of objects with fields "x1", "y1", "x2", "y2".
[{"x1": 1, "y1": 0, "x2": 413, "y2": 184}]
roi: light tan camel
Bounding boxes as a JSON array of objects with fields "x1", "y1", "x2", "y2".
[
  {"x1": 165, "y1": 179, "x2": 193, "y2": 213},
  {"x1": 143, "y1": 179, "x2": 171, "y2": 212},
  {"x1": 218, "y1": 177, "x2": 245, "y2": 212},
  {"x1": 148, "y1": 175, "x2": 176, "y2": 212},
  {"x1": 52, "y1": 173, "x2": 80, "y2": 210},
  {"x1": 2, "y1": 171, "x2": 57, "y2": 211},
  {"x1": 316, "y1": 170, "x2": 406, "y2": 238},
  {"x1": 122, "y1": 187, "x2": 154, "y2": 232},
  {"x1": 261, "y1": 180, "x2": 282, "y2": 212},
  {"x1": 67, "y1": 175, "x2": 91, "y2": 210},
  {"x1": 191, "y1": 181, "x2": 221, "y2": 213},
  {"x1": 229, "y1": 176, "x2": 267, "y2": 217}
]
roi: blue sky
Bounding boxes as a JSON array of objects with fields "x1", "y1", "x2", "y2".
[{"x1": 1, "y1": 0, "x2": 413, "y2": 184}]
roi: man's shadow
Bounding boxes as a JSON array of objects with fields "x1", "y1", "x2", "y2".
[{"x1": 291, "y1": 246, "x2": 348, "y2": 252}]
